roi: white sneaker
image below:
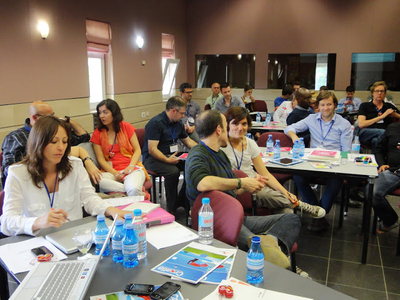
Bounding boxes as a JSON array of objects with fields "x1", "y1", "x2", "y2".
[
  {"x1": 296, "y1": 201, "x2": 326, "y2": 218},
  {"x1": 296, "y1": 266, "x2": 312, "y2": 280}
]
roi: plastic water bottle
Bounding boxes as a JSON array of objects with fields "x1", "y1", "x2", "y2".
[
  {"x1": 266, "y1": 134, "x2": 274, "y2": 155},
  {"x1": 246, "y1": 236, "x2": 264, "y2": 284},
  {"x1": 111, "y1": 219, "x2": 124, "y2": 263},
  {"x1": 122, "y1": 223, "x2": 138, "y2": 268},
  {"x1": 123, "y1": 213, "x2": 133, "y2": 233},
  {"x1": 293, "y1": 140, "x2": 300, "y2": 159},
  {"x1": 347, "y1": 104, "x2": 354, "y2": 112},
  {"x1": 256, "y1": 112, "x2": 261, "y2": 123},
  {"x1": 94, "y1": 215, "x2": 110, "y2": 256},
  {"x1": 133, "y1": 209, "x2": 147, "y2": 260},
  {"x1": 299, "y1": 137, "x2": 305, "y2": 157},
  {"x1": 352, "y1": 136, "x2": 360, "y2": 154},
  {"x1": 265, "y1": 113, "x2": 271, "y2": 126},
  {"x1": 198, "y1": 198, "x2": 213, "y2": 245},
  {"x1": 273, "y1": 140, "x2": 281, "y2": 159}
]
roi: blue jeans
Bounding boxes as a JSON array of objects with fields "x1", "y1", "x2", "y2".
[
  {"x1": 238, "y1": 214, "x2": 300, "y2": 255},
  {"x1": 359, "y1": 128, "x2": 385, "y2": 154},
  {"x1": 293, "y1": 175, "x2": 343, "y2": 214},
  {"x1": 373, "y1": 170, "x2": 400, "y2": 227}
]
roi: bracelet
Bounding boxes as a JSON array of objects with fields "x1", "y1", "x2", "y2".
[
  {"x1": 82, "y1": 157, "x2": 92, "y2": 162},
  {"x1": 129, "y1": 164, "x2": 135, "y2": 168},
  {"x1": 236, "y1": 178, "x2": 241, "y2": 190},
  {"x1": 65, "y1": 116, "x2": 70, "y2": 123}
]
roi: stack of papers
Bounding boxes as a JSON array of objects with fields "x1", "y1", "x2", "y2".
[
  {"x1": 123, "y1": 201, "x2": 160, "y2": 214},
  {"x1": 308, "y1": 149, "x2": 340, "y2": 161}
]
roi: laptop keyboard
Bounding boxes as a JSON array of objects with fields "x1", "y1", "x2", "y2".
[{"x1": 33, "y1": 261, "x2": 85, "y2": 300}]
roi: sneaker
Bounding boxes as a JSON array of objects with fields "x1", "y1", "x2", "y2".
[
  {"x1": 247, "y1": 235, "x2": 290, "y2": 269},
  {"x1": 296, "y1": 266, "x2": 312, "y2": 280},
  {"x1": 296, "y1": 201, "x2": 326, "y2": 218},
  {"x1": 307, "y1": 217, "x2": 330, "y2": 232}
]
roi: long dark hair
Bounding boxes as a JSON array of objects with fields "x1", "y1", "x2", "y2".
[
  {"x1": 22, "y1": 116, "x2": 72, "y2": 188},
  {"x1": 96, "y1": 99, "x2": 124, "y2": 132}
]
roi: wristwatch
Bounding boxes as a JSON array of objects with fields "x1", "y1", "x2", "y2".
[
  {"x1": 82, "y1": 156, "x2": 92, "y2": 163},
  {"x1": 65, "y1": 116, "x2": 70, "y2": 123}
]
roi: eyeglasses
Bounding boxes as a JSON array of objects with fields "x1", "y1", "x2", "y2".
[
  {"x1": 176, "y1": 110, "x2": 186, "y2": 116},
  {"x1": 374, "y1": 90, "x2": 385, "y2": 93},
  {"x1": 184, "y1": 91, "x2": 194, "y2": 94}
]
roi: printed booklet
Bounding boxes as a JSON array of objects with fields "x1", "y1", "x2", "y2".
[
  {"x1": 151, "y1": 242, "x2": 236, "y2": 284},
  {"x1": 90, "y1": 285, "x2": 184, "y2": 300}
]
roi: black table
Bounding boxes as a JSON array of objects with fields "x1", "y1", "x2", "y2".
[{"x1": 0, "y1": 217, "x2": 356, "y2": 300}]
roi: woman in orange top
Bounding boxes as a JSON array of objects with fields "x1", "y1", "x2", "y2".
[{"x1": 91, "y1": 99, "x2": 149, "y2": 196}]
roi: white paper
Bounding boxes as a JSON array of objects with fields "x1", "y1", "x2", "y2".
[
  {"x1": 107, "y1": 195, "x2": 144, "y2": 207},
  {"x1": 203, "y1": 277, "x2": 313, "y2": 300},
  {"x1": 146, "y1": 221, "x2": 198, "y2": 249},
  {"x1": 123, "y1": 202, "x2": 160, "y2": 214},
  {"x1": 0, "y1": 236, "x2": 67, "y2": 274}
]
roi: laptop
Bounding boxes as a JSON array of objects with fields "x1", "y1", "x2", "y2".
[
  {"x1": 45, "y1": 218, "x2": 113, "y2": 254},
  {"x1": 10, "y1": 216, "x2": 118, "y2": 300}
]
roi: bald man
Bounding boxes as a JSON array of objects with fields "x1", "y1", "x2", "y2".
[
  {"x1": 205, "y1": 82, "x2": 223, "y2": 109},
  {"x1": 1, "y1": 101, "x2": 90, "y2": 182}
]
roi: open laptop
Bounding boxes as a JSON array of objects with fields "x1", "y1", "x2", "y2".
[
  {"x1": 45, "y1": 218, "x2": 113, "y2": 254},
  {"x1": 10, "y1": 216, "x2": 118, "y2": 300}
]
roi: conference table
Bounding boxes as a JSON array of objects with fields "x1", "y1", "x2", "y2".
[
  {"x1": 0, "y1": 217, "x2": 356, "y2": 300},
  {"x1": 260, "y1": 148, "x2": 378, "y2": 264}
]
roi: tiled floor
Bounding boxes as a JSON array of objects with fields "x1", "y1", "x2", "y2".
[{"x1": 155, "y1": 178, "x2": 400, "y2": 300}]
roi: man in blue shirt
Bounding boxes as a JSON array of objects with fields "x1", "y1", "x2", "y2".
[
  {"x1": 214, "y1": 82, "x2": 245, "y2": 114},
  {"x1": 179, "y1": 82, "x2": 201, "y2": 143},
  {"x1": 143, "y1": 96, "x2": 197, "y2": 213},
  {"x1": 338, "y1": 85, "x2": 362, "y2": 111},
  {"x1": 274, "y1": 84, "x2": 294, "y2": 110},
  {"x1": 285, "y1": 91, "x2": 352, "y2": 231}
]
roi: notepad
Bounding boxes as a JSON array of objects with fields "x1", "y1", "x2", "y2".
[{"x1": 123, "y1": 201, "x2": 160, "y2": 214}]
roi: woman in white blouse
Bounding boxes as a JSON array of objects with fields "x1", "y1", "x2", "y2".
[
  {"x1": 273, "y1": 98, "x2": 297, "y2": 125},
  {"x1": 1, "y1": 116, "x2": 123, "y2": 236}
]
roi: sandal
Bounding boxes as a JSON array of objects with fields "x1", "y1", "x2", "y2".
[{"x1": 376, "y1": 222, "x2": 400, "y2": 234}]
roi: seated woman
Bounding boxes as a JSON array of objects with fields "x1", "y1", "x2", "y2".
[
  {"x1": 1, "y1": 116, "x2": 123, "y2": 236},
  {"x1": 91, "y1": 99, "x2": 149, "y2": 196},
  {"x1": 240, "y1": 84, "x2": 255, "y2": 112},
  {"x1": 273, "y1": 97, "x2": 296, "y2": 125},
  {"x1": 222, "y1": 107, "x2": 325, "y2": 218}
]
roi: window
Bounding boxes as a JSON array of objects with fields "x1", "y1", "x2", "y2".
[
  {"x1": 86, "y1": 20, "x2": 114, "y2": 110},
  {"x1": 351, "y1": 53, "x2": 400, "y2": 91},
  {"x1": 162, "y1": 34, "x2": 179, "y2": 95},
  {"x1": 268, "y1": 53, "x2": 336, "y2": 90},
  {"x1": 195, "y1": 54, "x2": 255, "y2": 88}
]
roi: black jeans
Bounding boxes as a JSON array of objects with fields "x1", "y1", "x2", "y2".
[{"x1": 144, "y1": 155, "x2": 186, "y2": 212}]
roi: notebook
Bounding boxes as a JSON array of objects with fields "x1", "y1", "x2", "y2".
[
  {"x1": 45, "y1": 218, "x2": 113, "y2": 254},
  {"x1": 10, "y1": 216, "x2": 118, "y2": 300}
]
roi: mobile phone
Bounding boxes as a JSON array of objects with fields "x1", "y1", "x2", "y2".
[
  {"x1": 150, "y1": 282, "x2": 181, "y2": 300},
  {"x1": 124, "y1": 283, "x2": 155, "y2": 295},
  {"x1": 31, "y1": 246, "x2": 53, "y2": 257}
]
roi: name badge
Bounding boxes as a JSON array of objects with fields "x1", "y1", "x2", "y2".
[
  {"x1": 188, "y1": 117, "x2": 195, "y2": 124},
  {"x1": 170, "y1": 144, "x2": 179, "y2": 153}
]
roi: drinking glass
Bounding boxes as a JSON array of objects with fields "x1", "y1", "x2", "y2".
[{"x1": 73, "y1": 228, "x2": 93, "y2": 256}]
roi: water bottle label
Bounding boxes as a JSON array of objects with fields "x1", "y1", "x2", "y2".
[
  {"x1": 135, "y1": 229, "x2": 146, "y2": 242},
  {"x1": 247, "y1": 257, "x2": 264, "y2": 270},
  {"x1": 95, "y1": 233, "x2": 107, "y2": 244},
  {"x1": 112, "y1": 240, "x2": 122, "y2": 250},
  {"x1": 123, "y1": 244, "x2": 138, "y2": 255},
  {"x1": 199, "y1": 215, "x2": 213, "y2": 227},
  {"x1": 352, "y1": 144, "x2": 360, "y2": 151}
]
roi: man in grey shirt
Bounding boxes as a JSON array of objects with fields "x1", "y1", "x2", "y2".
[
  {"x1": 205, "y1": 82, "x2": 223, "y2": 109},
  {"x1": 179, "y1": 82, "x2": 201, "y2": 143},
  {"x1": 214, "y1": 82, "x2": 245, "y2": 114}
]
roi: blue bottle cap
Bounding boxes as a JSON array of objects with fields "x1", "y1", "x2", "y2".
[
  {"x1": 202, "y1": 197, "x2": 210, "y2": 204},
  {"x1": 251, "y1": 236, "x2": 261, "y2": 243},
  {"x1": 124, "y1": 213, "x2": 133, "y2": 220},
  {"x1": 97, "y1": 214, "x2": 105, "y2": 221},
  {"x1": 116, "y1": 219, "x2": 123, "y2": 226},
  {"x1": 133, "y1": 209, "x2": 142, "y2": 216},
  {"x1": 125, "y1": 223, "x2": 133, "y2": 229}
]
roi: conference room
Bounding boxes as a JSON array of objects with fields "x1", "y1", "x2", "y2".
[{"x1": 1, "y1": 0, "x2": 400, "y2": 299}]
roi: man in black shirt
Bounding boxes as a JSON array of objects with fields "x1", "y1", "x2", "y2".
[
  {"x1": 373, "y1": 122, "x2": 400, "y2": 233},
  {"x1": 357, "y1": 81, "x2": 400, "y2": 153}
]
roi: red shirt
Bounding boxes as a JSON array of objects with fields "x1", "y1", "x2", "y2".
[{"x1": 91, "y1": 122, "x2": 135, "y2": 171}]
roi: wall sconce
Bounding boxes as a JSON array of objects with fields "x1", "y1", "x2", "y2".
[
  {"x1": 136, "y1": 36, "x2": 144, "y2": 49},
  {"x1": 238, "y1": 54, "x2": 242, "y2": 60},
  {"x1": 38, "y1": 21, "x2": 49, "y2": 39}
]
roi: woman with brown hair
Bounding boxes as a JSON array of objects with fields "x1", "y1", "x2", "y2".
[{"x1": 1, "y1": 116, "x2": 123, "y2": 236}]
